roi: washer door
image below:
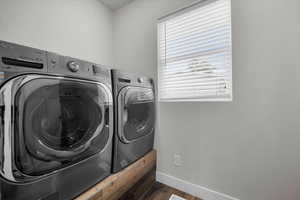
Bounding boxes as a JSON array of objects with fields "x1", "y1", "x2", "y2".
[
  {"x1": 118, "y1": 87, "x2": 155, "y2": 143},
  {"x1": 11, "y1": 75, "x2": 112, "y2": 177}
]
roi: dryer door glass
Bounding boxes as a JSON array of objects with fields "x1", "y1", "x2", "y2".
[
  {"x1": 119, "y1": 88, "x2": 155, "y2": 142},
  {"x1": 14, "y1": 77, "x2": 112, "y2": 176}
]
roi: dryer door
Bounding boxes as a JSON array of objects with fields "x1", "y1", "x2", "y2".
[
  {"x1": 0, "y1": 74, "x2": 113, "y2": 179},
  {"x1": 118, "y1": 87, "x2": 155, "y2": 143}
]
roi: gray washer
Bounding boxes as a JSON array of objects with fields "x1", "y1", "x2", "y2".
[{"x1": 0, "y1": 40, "x2": 114, "y2": 200}]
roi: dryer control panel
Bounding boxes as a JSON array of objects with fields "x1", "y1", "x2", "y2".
[{"x1": 114, "y1": 70, "x2": 154, "y2": 88}]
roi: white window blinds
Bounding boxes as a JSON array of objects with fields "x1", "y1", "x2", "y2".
[{"x1": 158, "y1": 0, "x2": 232, "y2": 102}]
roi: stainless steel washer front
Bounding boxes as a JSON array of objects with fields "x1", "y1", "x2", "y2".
[{"x1": 0, "y1": 74, "x2": 112, "y2": 182}]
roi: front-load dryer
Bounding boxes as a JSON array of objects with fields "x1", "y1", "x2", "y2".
[
  {"x1": 0, "y1": 40, "x2": 114, "y2": 200},
  {"x1": 111, "y1": 70, "x2": 155, "y2": 173}
]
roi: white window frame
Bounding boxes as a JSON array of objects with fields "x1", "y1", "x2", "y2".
[{"x1": 157, "y1": 0, "x2": 233, "y2": 102}]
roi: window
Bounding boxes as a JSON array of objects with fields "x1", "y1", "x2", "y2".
[{"x1": 158, "y1": 0, "x2": 232, "y2": 102}]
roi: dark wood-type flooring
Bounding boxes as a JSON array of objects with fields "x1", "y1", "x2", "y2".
[
  {"x1": 141, "y1": 182, "x2": 202, "y2": 200},
  {"x1": 120, "y1": 175, "x2": 201, "y2": 200}
]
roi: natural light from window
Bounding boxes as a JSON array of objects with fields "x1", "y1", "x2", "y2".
[{"x1": 158, "y1": 0, "x2": 232, "y2": 102}]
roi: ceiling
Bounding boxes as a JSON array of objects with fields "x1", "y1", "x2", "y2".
[{"x1": 99, "y1": 0, "x2": 135, "y2": 11}]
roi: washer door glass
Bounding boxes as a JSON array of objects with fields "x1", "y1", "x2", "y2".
[
  {"x1": 14, "y1": 77, "x2": 112, "y2": 176},
  {"x1": 118, "y1": 87, "x2": 155, "y2": 142}
]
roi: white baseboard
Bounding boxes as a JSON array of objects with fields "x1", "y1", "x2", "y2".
[{"x1": 156, "y1": 171, "x2": 240, "y2": 200}]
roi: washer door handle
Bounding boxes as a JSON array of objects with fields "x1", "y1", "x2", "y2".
[{"x1": 123, "y1": 105, "x2": 128, "y2": 124}]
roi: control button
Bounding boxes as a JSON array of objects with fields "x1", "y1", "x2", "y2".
[
  {"x1": 92, "y1": 65, "x2": 100, "y2": 74},
  {"x1": 67, "y1": 61, "x2": 80, "y2": 72},
  {"x1": 92, "y1": 65, "x2": 105, "y2": 74},
  {"x1": 137, "y1": 77, "x2": 144, "y2": 83},
  {"x1": 51, "y1": 59, "x2": 57, "y2": 64}
]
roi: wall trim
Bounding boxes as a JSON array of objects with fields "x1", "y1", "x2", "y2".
[{"x1": 156, "y1": 171, "x2": 240, "y2": 200}]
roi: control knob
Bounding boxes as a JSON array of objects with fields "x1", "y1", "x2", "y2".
[{"x1": 67, "y1": 61, "x2": 80, "y2": 72}]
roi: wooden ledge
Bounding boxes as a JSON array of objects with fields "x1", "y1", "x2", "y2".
[{"x1": 75, "y1": 150, "x2": 157, "y2": 200}]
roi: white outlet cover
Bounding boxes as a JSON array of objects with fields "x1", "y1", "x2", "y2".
[
  {"x1": 173, "y1": 154, "x2": 182, "y2": 166},
  {"x1": 169, "y1": 194, "x2": 187, "y2": 200}
]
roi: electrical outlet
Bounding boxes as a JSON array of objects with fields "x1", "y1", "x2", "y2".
[{"x1": 173, "y1": 154, "x2": 182, "y2": 166}]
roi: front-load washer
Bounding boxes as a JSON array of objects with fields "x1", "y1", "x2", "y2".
[
  {"x1": 0, "y1": 40, "x2": 114, "y2": 200},
  {"x1": 111, "y1": 70, "x2": 155, "y2": 173}
]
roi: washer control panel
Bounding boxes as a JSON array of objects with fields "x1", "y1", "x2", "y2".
[
  {"x1": 0, "y1": 40, "x2": 112, "y2": 84},
  {"x1": 0, "y1": 40, "x2": 47, "y2": 73},
  {"x1": 47, "y1": 53, "x2": 92, "y2": 77}
]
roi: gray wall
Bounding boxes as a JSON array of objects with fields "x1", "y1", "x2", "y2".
[
  {"x1": 0, "y1": 0, "x2": 113, "y2": 65},
  {"x1": 113, "y1": 0, "x2": 300, "y2": 200}
]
